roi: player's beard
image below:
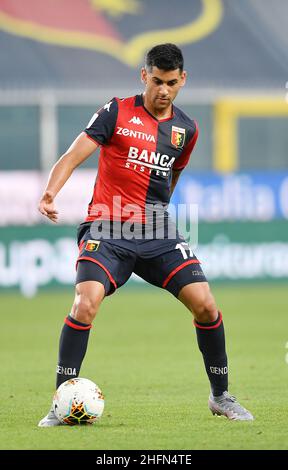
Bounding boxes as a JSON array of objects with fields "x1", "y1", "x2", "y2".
[{"x1": 154, "y1": 96, "x2": 171, "y2": 111}]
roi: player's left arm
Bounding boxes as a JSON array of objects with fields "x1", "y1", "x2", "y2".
[{"x1": 170, "y1": 169, "x2": 183, "y2": 196}]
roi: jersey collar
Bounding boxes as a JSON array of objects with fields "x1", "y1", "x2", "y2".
[{"x1": 135, "y1": 94, "x2": 175, "y2": 122}]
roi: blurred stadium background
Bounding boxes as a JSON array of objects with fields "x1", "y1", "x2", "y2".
[
  {"x1": 0, "y1": 0, "x2": 287, "y2": 296},
  {"x1": 1, "y1": 0, "x2": 288, "y2": 451}
]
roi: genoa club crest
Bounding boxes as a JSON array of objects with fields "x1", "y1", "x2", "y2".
[
  {"x1": 171, "y1": 126, "x2": 186, "y2": 149},
  {"x1": 85, "y1": 240, "x2": 100, "y2": 252}
]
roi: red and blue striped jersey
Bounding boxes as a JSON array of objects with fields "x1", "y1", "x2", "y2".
[{"x1": 84, "y1": 94, "x2": 198, "y2": 222}]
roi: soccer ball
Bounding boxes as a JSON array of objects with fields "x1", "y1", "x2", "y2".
[{"x1": 53, "y1": 378, "x2": 105, "y2": 425}]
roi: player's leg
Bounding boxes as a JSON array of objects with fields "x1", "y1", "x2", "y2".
[
  {"x1": 39, "y1": 236, "x2": 136, "y2": 427},
  {"x1": 38, "y1": 263, "x2": 109, "y2": 427},
  {"x1": 135, "y1": 244, "x2": 253, "y2": 421},
  {"x1": 56, "y1": 277, "x2": 106, "y2": 389},
  {"x1": 56, "y1": 235, "x2": 134, "y2": 390},
  {"x1": 177, "y1": 281, "x2": 253, "y2": 420},
  {"x1": 178, "y1": 282, "x2": 228, "y2": 397}
]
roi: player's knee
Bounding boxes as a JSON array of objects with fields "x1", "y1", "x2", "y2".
[
  {"x1": 181, "y1": 285, "x2": 217, "y2": 322},
  {"x1": 72, "y1": 294, "x2": 99, "y2": 324},
  {"x1": 192, "y1": 292, "x2": 217, "y2": 322}
]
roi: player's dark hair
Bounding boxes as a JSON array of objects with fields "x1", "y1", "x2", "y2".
[{"x1": 145, "y1": 43, "x2": 184, "y2": 72}]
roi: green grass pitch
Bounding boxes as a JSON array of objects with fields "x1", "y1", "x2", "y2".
[{"x1": 1, "y1": 284, "x2": 287, "y2": 450}]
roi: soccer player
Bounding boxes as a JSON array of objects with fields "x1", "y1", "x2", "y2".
[{"x1": 38, "y1": 44, "x2": 253, "y2": 426}]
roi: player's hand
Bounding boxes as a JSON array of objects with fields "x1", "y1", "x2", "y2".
[{"x1": 38, "y1": 190, "x2": 59, "y2": 223}]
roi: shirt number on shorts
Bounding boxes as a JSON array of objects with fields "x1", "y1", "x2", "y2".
[{"x1": 175, "y1": 243, "x2": 193, "y2": 259}]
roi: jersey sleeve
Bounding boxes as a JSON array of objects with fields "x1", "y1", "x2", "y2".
[
  {"x1": 173, "y1": 121, "x2": 199, "y2": 171},
  {"x1": 84, "y1": 97, "x2": 118, "y2": 145}
]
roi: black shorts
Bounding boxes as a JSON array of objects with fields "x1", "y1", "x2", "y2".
[{"x1": 76, "y1": 222, "x2": 206, "y2": 298}]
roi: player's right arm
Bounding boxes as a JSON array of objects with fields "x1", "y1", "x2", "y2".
[
  {"x1": 39, "y1": 97, "x2": 118, "y2": 223},
  {"x1": 38, "y1": 133, "x2": 98, "y2": 223}
]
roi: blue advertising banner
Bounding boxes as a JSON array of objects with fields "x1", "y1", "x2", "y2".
[{"x1": 172, "y1": 172, "x2": 288, "y2": 221}]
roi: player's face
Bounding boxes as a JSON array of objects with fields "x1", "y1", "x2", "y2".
[{"x1": 141, "y1": 66, "x2": 186, "y2": 112}]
